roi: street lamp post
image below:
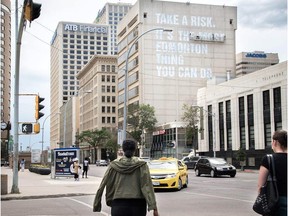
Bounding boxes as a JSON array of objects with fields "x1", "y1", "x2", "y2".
[
  {"x1": 122, "y1": 27, "x2": 172, "y2": 141},
  {"x1": 41, "y1": 113, "x2": 60, "y2": 163}
]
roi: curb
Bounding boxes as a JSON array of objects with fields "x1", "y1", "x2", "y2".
[{"x1": 1, "y1": 193, "x2": 95, "y2": 201}]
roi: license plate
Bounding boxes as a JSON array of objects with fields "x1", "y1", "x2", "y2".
[{"x1": 153, "y1": 181, "x2": 160, "y2": 186}]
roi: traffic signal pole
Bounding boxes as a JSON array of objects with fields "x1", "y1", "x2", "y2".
[
  {"x1": 11, "y1": 0, "x2": 42, "y2": 194},
  {"x1": 11, "y1": 0, "x2": 25, "y2": 194}
]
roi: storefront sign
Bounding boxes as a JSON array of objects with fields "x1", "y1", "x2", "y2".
[{"x1": 53, "y1": 148, "x2": 79, "y2": 177}]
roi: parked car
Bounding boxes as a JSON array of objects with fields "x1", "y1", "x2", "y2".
[
  {"x1": 96, "y1": 160, "x2": 108, "y2": 166},
  {"x1": 194, "y1": 157, "x2": 236, "y2": 178},
  {"x1": 147, "y1": 157, "x2": 188, "y2": 191},
  {"x1": 181, "y1": 156, "x2": 208, "y2": 169}
]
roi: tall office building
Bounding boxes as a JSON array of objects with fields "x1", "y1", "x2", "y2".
[
  {"x1": 1, "y1": 0, "x2": 11, "y2": 158},
  {"x1": 50, "y1": 22, "x2": 109, "y2": 149},
  {"x1": 94, "y1": 2, "x2": 132, "y2": 55},
  {"x1": 117, "y1": 0, "x2": 237, "y2": 157},
  {"x1": 236, "y1": 51, "x2": 279, "y2": 77},
  {"x1": 77, "y1": 55, "x2": 118, "y2": 161}
]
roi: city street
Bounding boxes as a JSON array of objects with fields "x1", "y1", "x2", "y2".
[{"x1": 1, "y1": 166, "x2": 260, "y2": 216}]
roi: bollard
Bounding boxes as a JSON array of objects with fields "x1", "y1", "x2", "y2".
[{"x1": 1, "y1": 174, "x2": 8, "y2": 195}]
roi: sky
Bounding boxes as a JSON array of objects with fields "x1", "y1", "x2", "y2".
[{"x1": 10, "y1": 0, "x2": 287, "y2": 151}]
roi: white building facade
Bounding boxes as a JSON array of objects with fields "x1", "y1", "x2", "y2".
[
  {"x1": 117, "y1": 0, "x2": 237, "y2": 158},
  {"x1": 197, "y1": 61, "x2": 287, "y2": 168}
]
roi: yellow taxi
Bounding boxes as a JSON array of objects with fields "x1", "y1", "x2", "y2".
[{"x1": 147, "y1": 157, "x2": 188, "y2": 190}]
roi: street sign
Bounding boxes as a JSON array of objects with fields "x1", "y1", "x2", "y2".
[{"x1": 22, "y1": 123, "x2": 33, "y2": 134}]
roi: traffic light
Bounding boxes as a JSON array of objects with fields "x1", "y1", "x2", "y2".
[
  {"x1": 24, "y1": 0, "x2": 42, "y2": 23},
  {"x1": 35, "y1": 95, "x2": 45, "y2": 120},
  {"x1": 34, "y1": 123, "x2": 40, "y2": 134}
]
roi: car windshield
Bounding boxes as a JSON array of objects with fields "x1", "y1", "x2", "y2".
[
  {"x1": 148, "y1": 161, "x2": 178, "y2": 169},
  {"x1": 209, "y1": 158, "x2": 227, "y2": 166}
]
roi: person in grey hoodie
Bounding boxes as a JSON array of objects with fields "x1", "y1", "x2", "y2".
[{"x1": 93, "y1": 139, "x2": 159, "y2": 216}]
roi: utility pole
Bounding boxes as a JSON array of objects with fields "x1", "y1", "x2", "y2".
[
  {"x1": 11, "y1": 0, "x2": 42, "y2": 194},
  {"x1": 11, "y1": 0, "x2": 24, "y2": 194}
]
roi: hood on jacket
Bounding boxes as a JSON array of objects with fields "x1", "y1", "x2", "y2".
[{"x1": 110, "y1": 156, "x2": 146, "y2": 174}]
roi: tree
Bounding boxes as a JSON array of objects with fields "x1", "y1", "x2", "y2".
[
  {"x1": 181, "y1": 104, "x2": 202, "y2": 154},
  {"x1": 127, "y1": 103, "x2": 157, "y2": 152},
  {"x1": 236, "y1": 147, "x2": 247, "y2": 171},
  {"x1": 105, "y1": 135, "x2": 119, "y2": 161},
  {"x1": 77, "y1": 128, "x2": 111, "y2": 163}
]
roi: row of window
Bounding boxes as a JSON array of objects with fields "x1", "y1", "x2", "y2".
[
  {"x1": 207, "y1": 87, "x2": 282, "y2": 151},
  {"x1": 101, "y1": 106, "x2": 116, "y2": 113},
  {"x1": 63, "y1": 34, "x2": 107, "y2": 40},
  {"x1": 101, "y1": 75, "x2": 116, "y2": 82},
  {"x1": 101, "y1": 96, "x2": 116, "y2": 103},
  {"x1": 102, "y1": 116, "x2": 116, "y2": 124},
  {"x1": 101, "y1": 85, "x2": 116, "y2": 93},
  {"x1": 63, "y1": 44, "x2": 108, "y2": 51}
]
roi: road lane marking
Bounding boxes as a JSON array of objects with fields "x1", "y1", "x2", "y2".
[
  {"x1": 64, "y1": 197, "x2": 109, "y2": 216},
  {"x1": 183, "y1": 191, "x2": 254, "y2": 203}
]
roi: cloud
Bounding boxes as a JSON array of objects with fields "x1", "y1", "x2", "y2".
[{"x1": 238, "y1": 0, "x2": 287, "y2": 28}]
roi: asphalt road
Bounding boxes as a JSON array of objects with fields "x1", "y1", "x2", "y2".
[{"x1": 1, "y1": 166, "x2": 260, "y2": 216}]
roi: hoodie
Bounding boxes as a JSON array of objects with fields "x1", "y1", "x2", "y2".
[{"x1": 93, "y1": 156, "x2": 157, "y2": 212}]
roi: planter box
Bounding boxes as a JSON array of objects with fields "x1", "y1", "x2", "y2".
[{"x1": 29, "y1": 166, "x2": 51, "y2": 175}]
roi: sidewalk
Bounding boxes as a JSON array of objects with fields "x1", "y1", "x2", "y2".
[{"x1": 1, "y1": 166, "x2": 102, "y2": 201}]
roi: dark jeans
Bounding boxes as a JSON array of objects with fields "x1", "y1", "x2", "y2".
[
  {"x1": 74, "y1": 173, "x2": 79, "y2": 179},
  {"x1": 82, "y1": 167, "x2": 88, "y2": 177},
  {"x1": 111, "y1": 199, "x2": 147, "y2": 216}
]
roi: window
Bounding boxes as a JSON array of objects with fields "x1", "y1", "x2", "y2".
[
  {"x1": 101, "y1": 75, "x2": 105, "y2": 82},
  {"x1": 102, "y1": 106, "x2": 105, "y2": 113},
  {"x1": 102, "y1": 96, "x2": 105, "y2": 103},
  {"x1": 101, "y1": 65, "x2": 105, "y2": 72},
  {"x1": 273, "y1": 87, "x2": 282, "y2": 130},
  {"x1": 263, "y1": 90, "x2": 270, "y2": 111},
  {"x1": 264, "y1": 124, "x2": 272, "y2": 148},
  {"x1": 226, "y1": 100, "x2": 232, "y2": 149},
  {"x1": 102, "y1": 117, "x2": 105, "y2": 123}
]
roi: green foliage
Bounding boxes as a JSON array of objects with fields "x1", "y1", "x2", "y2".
[
  {"x1": 105, "y1": 136, "x2": 119, "y2": 161},
  {"x1": 127, "y1": 103, "x2": 157, "y2": 144},
  {"x1": 181, "y1": 104, "x2": 202, "y2": 144},
  {"x1": 77, "y1": 128, "x2": 111, "y2": 149},
  {"x1": 236, "y1": 147, "x2": 247, "y2": 162}
]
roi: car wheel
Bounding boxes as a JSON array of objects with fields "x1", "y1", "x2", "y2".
[
  {"x1": 195, "y1": 169, "x2": 200, "y2": 176},
  {"x1": 183, "y1": 175, "x2": 188, "y2": 188},
  {"x1": 230, "y1": 173, "x2": 236, "y2": 177},
  {"x1": 210, "y1": 169, "x2": 216, "y2": 177},
  {"x1": 177, "y1": 178, "x2": 182, "y2": 191}
]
